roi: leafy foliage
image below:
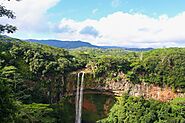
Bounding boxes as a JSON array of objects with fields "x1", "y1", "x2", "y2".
[
  {"x1": 99, "y1": 95, "x2": 185, "y2": 123},
  {"x1": 0, "y1": 66, "x2": 18, "y2": 122},
  {"x1": 0, "y1": 0, "x2": 18, "y2": 33},
  {"x1": 129, "y1": 48, "x2": 185, "y2": 89},
  {"x1": 72, "y1": 48, "x2": 185, "y2": 89},
  {"x1": 0, "y1": 36, "x2": 83, "y2": 104},
  {"x1": 15, "y1": 103, "x2": 55, "y2": 123},
  {"x1": 0, "y1": 36, "x2": 185, "y2": 122}
]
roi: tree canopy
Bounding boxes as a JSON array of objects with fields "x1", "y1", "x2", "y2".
[
  {"x1": 0, "y1": 0, "x2": 20, "y2": 33},
  {"x1": 99, "y1": 94, "x2": 185, "y2": 123},
  {"x1": 0, "y1": 35, "x2": 185, "y2": 122}
]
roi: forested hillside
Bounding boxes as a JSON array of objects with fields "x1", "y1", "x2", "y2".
[
  {"x1": 0, "y1": 36, "x2": 83, "y2": 122},
  {"x1": 99, "y1": 94, "x2": 185, "y2": 123},
  {"x1": 71, "y1": 47, "x2": 185, "y2": 89},
  {"x1": 26, "y1": 39, "x2": 153, "y2": 51},
  {"x1": 0, "y1": 36, "x2": 185, "y2": 122}
]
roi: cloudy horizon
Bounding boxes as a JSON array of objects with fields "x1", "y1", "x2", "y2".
[{"x1": 1, "y1": 0, "x2": 185, "y2": 48}]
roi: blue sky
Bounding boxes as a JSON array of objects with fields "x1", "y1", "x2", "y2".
[
  {"x1": 48, "y1": 0, "x2": 185, "y2": 21},
  {"x1": 1, "y1": 0, "x2": 185, "y2": 48}
]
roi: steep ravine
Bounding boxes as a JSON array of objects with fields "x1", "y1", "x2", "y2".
[
  {"x1": 64, "y1": 70, "x2": 185, "y2": 122},
  {"x1": 65, "y1": 71, "x2": 185, "y2": 102}
]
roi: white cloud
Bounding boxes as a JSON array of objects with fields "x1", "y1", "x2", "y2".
[
  {"x1": 0, "y1": 0, "x2": 60, "y2": 32},
  {"x1": 1, "y1": 0, "x2": 185, "y2": 48},
  {"x1": 92, "y1": 9, "x2": 98, "y2": 15},
  {"x1": 56, "y1": 11, "x2": 185, "y2": 48}
]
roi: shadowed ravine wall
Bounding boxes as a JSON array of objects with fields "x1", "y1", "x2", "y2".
[{"x1": 63, "y1": 70, "x2": 185, "y2": 122}]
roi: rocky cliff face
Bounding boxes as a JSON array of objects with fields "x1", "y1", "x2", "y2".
[
  {"x1": 65, "y1": 71, "x2": 185, "y2": 102},
  {"x1": 64, "y1": 70, "x2": 185, "y2": 122}
]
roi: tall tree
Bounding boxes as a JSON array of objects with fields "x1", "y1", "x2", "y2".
[
  {"x1": 0, "y1": 0, "x2": 20, "y2": 33},
  {"x1": 0, "y1": 66, "x2": 18, "y2": 122}
]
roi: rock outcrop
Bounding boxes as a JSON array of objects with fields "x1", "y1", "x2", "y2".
[{"x1": 65, "y1": 71, "x2": 185, "y2": 102}]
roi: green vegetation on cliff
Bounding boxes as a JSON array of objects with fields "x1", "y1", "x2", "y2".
[
  {"x1": 129, "y1": 48, "x2": 185, "y2": 89},
  {"x1": 99, "y1": 95, "x2": 185, "y2": 123},
  {"x1": 72, "y1": 47, "x2": 185, "y2": 89},
  {"x1": 0, "y1": 36, "x2": 185, "y2": 122}
]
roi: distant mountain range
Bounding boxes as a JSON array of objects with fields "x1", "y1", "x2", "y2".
[
  {"x1": 26, "y1": 39, "x2": 153, "y2": 51},
  {"x1": 27, "y1": 39, "x2": 98, "y2": 49}
]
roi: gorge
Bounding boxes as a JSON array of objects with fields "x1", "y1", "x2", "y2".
[{"x1": 0, "y1": 36, "x2": 185, "y2": 123}]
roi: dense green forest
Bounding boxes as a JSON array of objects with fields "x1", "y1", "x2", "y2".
[
  {"x1": 0, "y1": 35, "x2": 185, "y2": 122},
  {"x1": 71, "y1": 47, "x2": 185, "y2": 89},
  {"x1": 99, "y1": 94, "x2": 185, "y2": 123}
]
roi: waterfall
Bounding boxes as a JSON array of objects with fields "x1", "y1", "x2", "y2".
[
  {"x1": 79, "y1": 72, "x2": 84, "y2": 122},
  {"x1": 75, "y1": 73, "x2": 80, "y2": 123},
  {"x1": 75, "y1": 72, "x2": 85, "y2": 123}
]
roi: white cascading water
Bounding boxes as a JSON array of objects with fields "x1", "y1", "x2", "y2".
[
  {"x1": 75, "y1": 73, "x2": 80, "y2": 123},
  {"x1": 75, "y1": 72, "x2": 85, "y2": 123}
]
